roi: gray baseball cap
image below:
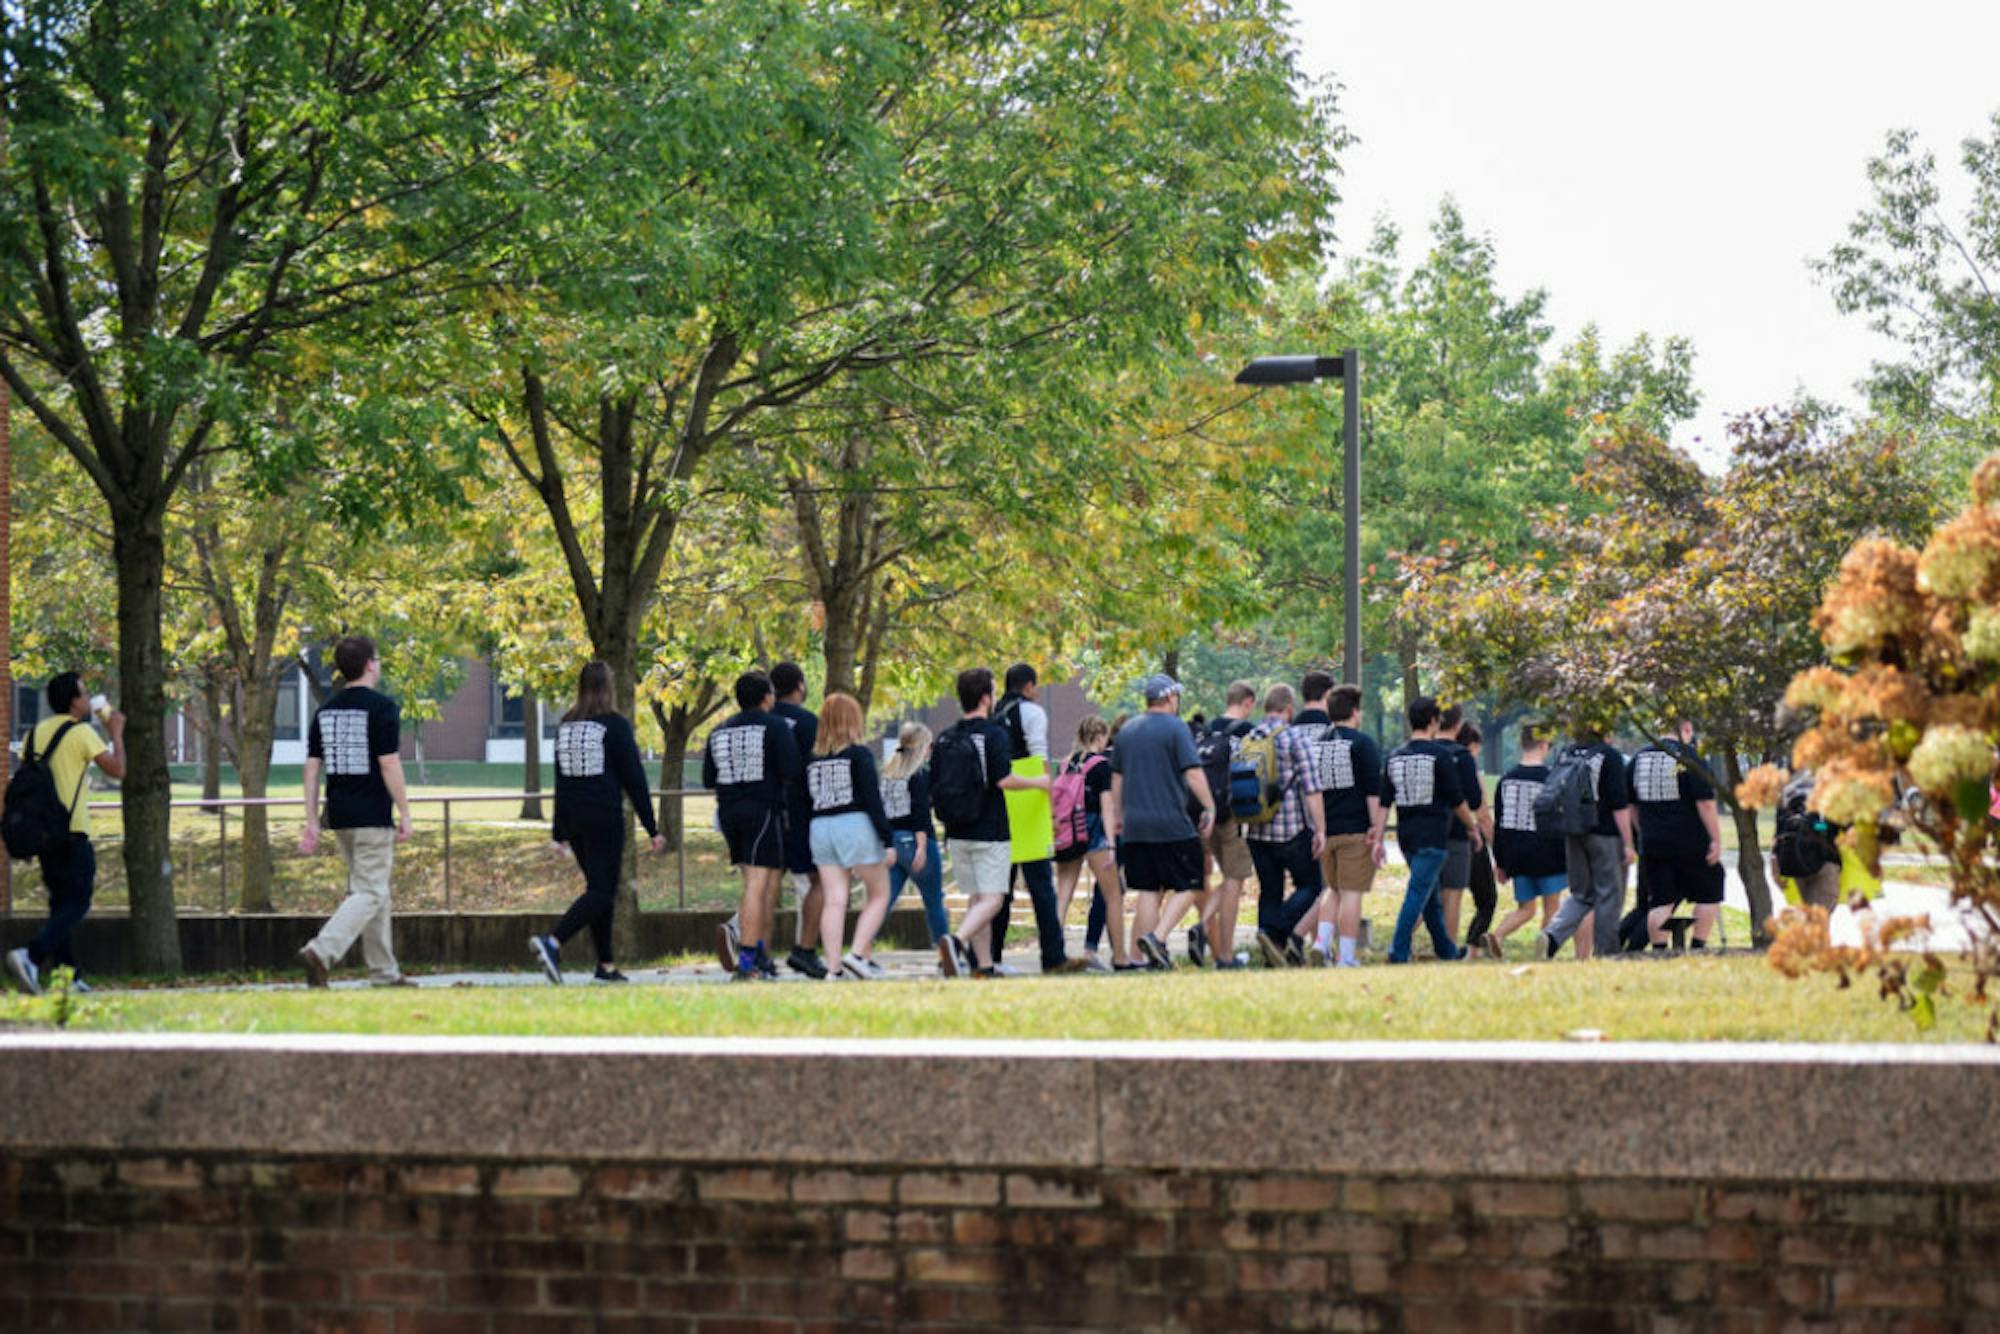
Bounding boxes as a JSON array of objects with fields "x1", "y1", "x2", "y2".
[{"x1": 1142, "y1": 673, "x2": 1182, "y2": 704}]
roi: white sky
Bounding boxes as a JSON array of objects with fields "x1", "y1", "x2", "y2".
[{"x1": 1287, "y1": 0, "x2": 2000, "y2": 463}]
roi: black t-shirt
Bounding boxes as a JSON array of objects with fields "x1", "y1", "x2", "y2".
[
  {"x1": 772, "y1": 701, "x2": 817, "y2": 819},
  {"x1": 1309, "y1": 724, "x2": 1384, "y2": 837},
  {"x1": 1383, "y1": 738, "x2": 1466, "y2": 852},
  {"x1": 1492, "y1": 763, "x2": 1565, "y2": 878},
  {"x1": 806, "y1": 743, "x2": 893, "y2": 846},
  {"x1": 1572, "y1": 740, "x2": 1632, "y2": 837},
  {"x1": 940, "y1": 717, "x2": 1015, "y2": 843},
  {"x1": 1445, "y1": 742, "x2": 1483, "y2": 842},
  {"x1": 1081, "y1": 752, "x2": 1113, "y2": 819},
  {"x1": 551, "y1": 712, "x2": 659, "y2": 841},
  {"x1": 883, "y1": 767, "x2": 935, "y2": 838},
  {"x1": 1629, "y1": 742, "x2": 1715, "y2": 854},
  {"x1": 308, "y1": 685, "x2": 399, "y2": 830},
  {"x1": 702, "y1": 708, "x2": 802, "y2": 814}
]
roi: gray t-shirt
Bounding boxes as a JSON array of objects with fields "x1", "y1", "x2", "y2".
[{"x1": 1112, "y1": 711, "x2": 1202, "y2": 844}]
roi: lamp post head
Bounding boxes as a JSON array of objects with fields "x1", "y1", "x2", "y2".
[{"x1": 1235, "y1": 354, "x2": 1344, "y2": 385}]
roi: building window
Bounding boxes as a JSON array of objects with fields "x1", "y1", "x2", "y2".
[
  {"x1": 490, "y1": 676, "x2": 556, "y2": 740},
  {"x1": 274, "y1": 669, "x2": 303, "y2": 743}
]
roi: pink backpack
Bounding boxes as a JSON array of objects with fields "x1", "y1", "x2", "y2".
[{"x1": 1051, "y1": 753, "x2": 1105, "y2": 855}]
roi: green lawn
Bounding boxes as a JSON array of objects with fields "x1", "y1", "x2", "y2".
[{"x1": 4, "y1": 955, "x2": 1979, "y2": 1043}]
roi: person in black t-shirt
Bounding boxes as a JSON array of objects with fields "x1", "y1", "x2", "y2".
[
  {"x1": 297, "y1": 636, "x2": 415, "y2": 989},
  {"x1": 703, "y1": 671, "x2": 804, "y2": 980},
  {"x1": 882, "y1": 722, "x2": 946, "y2": 944},
  {"x1": 770, "y1": 661, "x2": 829, "y2": 979},
  {"x1": 1434, "y1": 705, "x2": 1490, "y2": 948},
  {"x1": 1485, "y1": 726, "x2": 1570, "y2": 954},
  {"x1": 936, "y1": 668, "x2": 1049, "y2": 978},
  {"x1": 805, "y1": 693, "x2": 897, "y2": 980},
  {"x1": 529, "y1": 662, "x2": 665, "y2": 986},
  {"x1": 1378, "y1": 697, "x2": 1482, "y2": 964},
  {"x1": 1630, "y1": 719, "x2": 1725, "y2": 951},
  {"x1": 1305, "y1": 679, "x2": 1386, "y2": 968},
  {"x1": 1054, "y1": 716, "x2": 1127, "y2": 969},
  {"x1": 1542, "y1": 727, "x2": 1637, "y2": 961}
]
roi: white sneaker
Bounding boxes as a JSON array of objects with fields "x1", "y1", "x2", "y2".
[
  {"x1": 861, "y1": 956, "x2": 889, "y2": 980},
  {"x1": 1084, "y1": 951, "x2": 1113, "y2": 974},
  {"x1": 991, "y1": 962, "x2": 1022, "y2": 978},
  {"x1": 5, "y1": 948, "x2": 41, "y2": 997},
  {"x1": 1308, "y1": 944, "x2": 1333, "y2": 968},
  {"x1": 839, "y1": 952, "x2": 871, "y2": 980}
]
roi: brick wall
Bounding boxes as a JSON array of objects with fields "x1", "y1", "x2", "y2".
[{"x1": 0, "y1": 1153, "x2": 1986, "y2": 1330}]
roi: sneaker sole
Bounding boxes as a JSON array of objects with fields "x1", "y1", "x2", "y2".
[
  {"x1": 714, "y1": 924, "x2": 736, "y2": 973},
  {"x1": 531, "y1": 938, "x2": 563, "y2": 985},
  {"x1": 1255, "y1": 937, "x2": 1287, "y2": 969},
  {"x1": 1137, "y1": 936, "x2": 1174, "y2": 971},
  {"x1": 937, "y1": 938, "x2": 963, "y2": 979},
  {"x1": 6, "y1": 953, "x2": 41, "y2": 997}
]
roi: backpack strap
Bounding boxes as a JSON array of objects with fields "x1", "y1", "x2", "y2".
[{"x1": 34, "y1": 719, "x2": 89, "y2": 822}]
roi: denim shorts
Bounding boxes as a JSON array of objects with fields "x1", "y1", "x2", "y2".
[
  {"x1": 1054, "y1": 812, "x2": 1111, "y2": 864},
  {"x1": 808, "y1": 812, "x2": 887, "y2": 869},
  {"x1": 1511, "y1": 872, "x2": 1567, "y2": 904}
]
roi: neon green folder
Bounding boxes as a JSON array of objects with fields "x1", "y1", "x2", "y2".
[{"x1": 1004, "y1": 756, "x2": 1054, "y2": 864}]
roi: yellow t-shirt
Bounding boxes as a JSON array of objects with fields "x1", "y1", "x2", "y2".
[{"x1": 29, "y1": 714, "x2": 108, "y2": 838}]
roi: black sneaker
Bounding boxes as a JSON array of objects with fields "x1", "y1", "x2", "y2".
[
  {"x1": 755, "y1": 945, "x2": 780, "y2": 980},
  {"x1": 938, "y1": 934, "x2": 969, "y2": 979},
  {"x1": 530, "y1": 935, "x2": 564, "y2": 985},
  {"x1": 1137, "y1": 933, "x2": 1174, "y2": 971},
  {"x1": 1542, "y1": 931, "x2": 1560, "y2": 960},
  {"x1": 787, "y1": 947, "x2": 828, "y2": 980},
  {"x1": 1214, "y1": 957, "x2": 1247, "y2": 971},
  {"x1": 593, "y1": 967, "x2": 629, "y2": 983},
  {"x1": 1255, "y1": 932, "x2": 1289, "y2": 970},
  {"x1": 1187, "y1": 923, "x2": 1209, "y2": 969},
  {"x1": 1114, "y1": 961, "x2": 1148, "y2": 973},
  {"x1": 1283, "y1": 936, "x2": 1307, "y2": 968}
]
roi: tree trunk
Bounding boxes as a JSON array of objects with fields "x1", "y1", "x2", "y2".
[
  {"x1": 1162, "y1": 647, "x2": 1181, "y2": 680},
  {"x1": 650, "y1": 699, "x2": 690, "y2": 853},
  {"x1": 1399, "y1": 634, "x2": 1422, "y2": 722},
  {"x1": 519, "y1": 690, "x2": 544, "y2": 821},
  {"x1": 234, "y1": 674, "x2": 279, "y2": 913},
  {"x1": 113, "y1": 516, "x2": 182, "y2": 972},
  {"x1": 199, "y1": 673, "x2": 224, "y2": 808},
  {"x1": 603, "y1": 634, "x2": 644, "y2": 962},
  {"x1": 1721, "y1": 746, "x2": 1775, "y2": 948},
  {"x1": 822, "y1": 594, "x2": 865, "y2": 698}
]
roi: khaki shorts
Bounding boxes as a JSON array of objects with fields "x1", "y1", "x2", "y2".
[
  {"x1": 1322, "y1": 832, "x2": 1377, "y2": 894},
  {"x1": 950, "y1": 839, "x2": 1013, "y2": 896},
  {"x1": 1206, "y1": 816, "x2": 1254, "y2": 882}
]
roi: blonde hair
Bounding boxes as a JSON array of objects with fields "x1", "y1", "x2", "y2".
[
  {"x1": 881, "y1": 721, "x2": 933, "y2": 781},
  {"x1": 1069, "y1": 716, "x2": 1109, "y2": 765},
  {"x1": 814, "y1": 692, "x2": 866, "y2": 755}
]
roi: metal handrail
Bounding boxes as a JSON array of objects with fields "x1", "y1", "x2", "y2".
[{"x1": 26, "y1": 789, "x2": 714, "y2": 914}]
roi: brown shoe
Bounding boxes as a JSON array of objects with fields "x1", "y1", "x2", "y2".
[
  {"x1": 1048, "y1": 957, "x2": 1092, "y2": 975},
  {"x1": 298, "y1": 946, "x2": 329, "y2": 990}
]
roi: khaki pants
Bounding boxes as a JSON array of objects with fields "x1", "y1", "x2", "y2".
[{"x1": 310, "y1": 827, "x2": 400, "y2": 980}]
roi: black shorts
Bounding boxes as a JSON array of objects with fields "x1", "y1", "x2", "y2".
[
  {"x1": 721, "y1": 805, "x2": 787, "y2": 871},
  {"x1": 1640, "y1": 850, "x2": 1724, "y2": 908},
  {"x1": 783, "y1": 808, "x2": 814, "y2": 876},
  {"x1": 1122, "y1": 839, "x2": 1205, "y2": 893}
]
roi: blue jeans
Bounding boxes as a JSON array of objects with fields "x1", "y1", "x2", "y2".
[
  {"x1": 1390, "y1": 844, "x2": 1460, "y2": 963},
  {"x1": 887, "y1": 831, "x2": 948, "y2": 945}
]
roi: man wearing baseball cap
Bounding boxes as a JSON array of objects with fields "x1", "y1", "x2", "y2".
[{"x1": 1107, "y1": 674, "x2": 1214, "y2": 969}]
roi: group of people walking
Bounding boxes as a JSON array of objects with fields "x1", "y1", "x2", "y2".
[
  {"x1": 701, "y1": 661, "x2": 1731, "y2": 983},
  {"x1": 2, "y1": 641, "x2": 1728, "y2": 993}
]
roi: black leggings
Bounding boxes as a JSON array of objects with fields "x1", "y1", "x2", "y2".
[
  {"x1": 554, "y1": 822, "x2": 624, "y2": 964},
  {"x1": 1464, "y1": 845, "x2": 1498, "y2": 947}
]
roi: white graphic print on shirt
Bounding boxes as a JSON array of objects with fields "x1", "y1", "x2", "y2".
[
  {"x1": 320, "y1": 710, "x2": 372, "y2": 776},
  {"x1": 1311, "y1": 737, "x2": 1357, "y2": 791},
  {"x1": 711, "y1": 725, "x2": 767, "y2": 785},
  {"x1": 882, "y1": 776, "x2": 913, "y2": 820},
  {"x1": 1499, "y1": 779, "x2": 1542, "y2": 833},
  {"x1": 808, "y1": 757, "x2": 855, "y2": 811},
  {"x1": 1388, "y1": 752, "x2": 1436, "y2": 807},
  {"x1": 1632, "y1": 750, "x2": 1682, "y2": 804},
  {"x1": 556, "y1": 720, "x2": 607, "y2": 778}
]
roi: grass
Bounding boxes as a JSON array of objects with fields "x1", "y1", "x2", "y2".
[{"x1": 3, "y1": 954, "x2": 1981, "y2": 1043}]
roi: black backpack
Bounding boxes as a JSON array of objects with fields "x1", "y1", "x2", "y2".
[
  {"x1": 929, "y1": 723, "x2": 990, "y2": 829},
  {"x1": 1195, "y1": 723, "x2": 1240, "y2": 816},
  {"x1": 991, "y1": 696, "x2": 1030, "y2": 761},
  {"x1": 1773, "y1": 785, "x2": 1836, "y2": 878},
  {"x1": 3, "y1": 720, "x2": 87, "y2": 861},
  {"x1": 1534, "y1": 744, "x2": 1599, "y2": 838}
]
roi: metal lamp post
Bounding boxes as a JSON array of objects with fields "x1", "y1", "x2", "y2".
[{"x1": 1235, "y1": 350, "x2": 1362, "y2": 688}]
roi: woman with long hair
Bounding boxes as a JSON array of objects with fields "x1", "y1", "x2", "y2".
[
  {"x1": 881, "y1": 721, "x2": 946, "y2": 944},
  {"x1": 806, "y1": 692, "x2": 896, "y2": 979},
  {"x1": 1054, "y1": 716, "x2": 1127, "y2": 969},
  {"x1": 531, "y1": 661, "x2": 664, "y2": 984}
]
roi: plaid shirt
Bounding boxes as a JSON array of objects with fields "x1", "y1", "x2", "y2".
[{"x1": 1243, "y1": 716, "x2": 1323, "y2": 843}]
